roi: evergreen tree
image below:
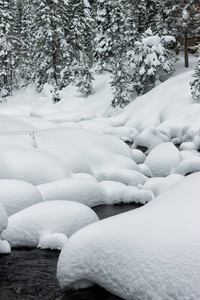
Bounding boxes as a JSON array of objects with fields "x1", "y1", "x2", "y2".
[
  {"x1": 94, "y1": 0, "x2": 127, "y2": 71},
  {"x1": 0, "y1": 0, "x2": 15, "y2": 98},
  {"x1": 94, "y1": 0, "x2": 112, "y2": 71},
  {"x1": 31, "y1": 0, "x2": 70, "y2": 93},
  {"x1": 111, "y1": 54, "x2": 131, "y2": 107},
  {"x1": 13, "y1": 0, "x2": 35, "y2": 87},
  {"x1": 128, "y1": 29, "x2": 177, "y2": 96},
  {"x1": 158, "y1": 0, "x2": 200, "y2": 66},
  {"x1": 190, "y1": 55, "x2": 200, "y2": 101},
  {"x1": 66, "y1": 0, "x2": 94, "y2": 95}
]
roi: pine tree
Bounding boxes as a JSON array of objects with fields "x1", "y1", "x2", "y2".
[
  {"x1": 94, "y1": 0, "x2": 113, "y2": 71},
  {"x1": 13, "y1": 0, "x2": 35, "y2": 87},
  {"x1": 111, "y1": 54, "x2": 131, "y2": 107},
  {"x1": 31, "y1": 0, "x2": 70, "y2": 93},
  {"x1": 94, "y1": 0, "x2": 127, "y2": 71},
  {"x1": 128, "y1": 29, "x2": 177, "y2": 96},
  {"x1": 67, "y1": 0, "x2": 94, "y2": 96},
  {"x1": 158, "y1": 0, "x2": 200, "y2": 66},
  {"x1": 190, "y1": 55, "x2": 200, "y2": 101},
  {"x1": 0, "y1": 0, "x2": 15, "y2": 98}
]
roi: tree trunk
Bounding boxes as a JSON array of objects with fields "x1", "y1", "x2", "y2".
[{"x1": 184, "y1": 30, "x2": 189, "y2": 68}]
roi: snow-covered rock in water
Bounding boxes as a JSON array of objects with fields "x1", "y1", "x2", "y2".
[
  {"x1": 37, "y1": 178, "x2": 107, "y2": 207},
  {"x1": 0, "y1": 201, "x2": 10, "y2": 254},
  {"x1": 145, "y1": 142, "x2": 181, "y2": 177},
  {"x1": 99, "y1": 181, "x2": 152, "y2": 205},
  {"x1": 137, "y1": 163, "x2": 153, "y2": 177},
  {"x1": 99, "y1": 169, "x2": 147, "y2": 187},
  {"x1": 131, "y1": 149, "x2": 146, "y2": 164},
  {"x1": 0, "y1": 146, "x2": 70, "y2": 185},
  {"x1": 132, "y1": 126, "x2": 169, "y2": 153},
  {"x1": 0, "y1": 179, "x2": 43, "y2": 216},
  {"x1": 174, "y1": 155, "x2": 200, "y2": 176},
  {"x1": 142, "y1": 174, "x2": 183, "y2": 197},
  {"x1": 0, "y1": 201, "x2": 8, "y2": 234},
  {"x1": 1, "y1": 201, "x2": 99, "y2": 250},
  {"x1": 179, "y1": 142, "x2": 196, "y2": 151},
  {"x1": 0, "y1": 239, "x2": 11, "y2": 253},
  {"x1": 57, "y1": 173, "x2": 200, "y2": 300},
  {"x1": 180, "y1": 149, "x2": 199, "y2": 160}
]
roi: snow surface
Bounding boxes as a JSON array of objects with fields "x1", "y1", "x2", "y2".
[
  {"x1": 144, "y1": 142, "x2": 181, "y2": 177},
  {"x1": 0, "y1": 53, "x2": 199, "y2": 297},
  {"x1": 0, "y1": 179, "x2": 43, "y2": 216},
  {"x1": 0, "y1": 201, "x2": 10, "y2": 253},
  {"x1": 1, "y1": 201, "x2": 99, "y2": 250},
  {"x1": 57, "y1": 173, "x2": 200, "y2": 300}
]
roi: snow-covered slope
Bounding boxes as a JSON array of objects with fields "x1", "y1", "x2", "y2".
[{"x1": 57, "y1": 173, "x2": 200, "y2": 300}]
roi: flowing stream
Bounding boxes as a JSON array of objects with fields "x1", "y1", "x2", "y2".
[{"x1": 0, "y1": 203, "x2": 142, "y2": 300}]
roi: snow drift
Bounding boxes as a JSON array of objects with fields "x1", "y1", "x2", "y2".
[{"x1": 57, "y1": 173, "x2": 200, "y2": 300}]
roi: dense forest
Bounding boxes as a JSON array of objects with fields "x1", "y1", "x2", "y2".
[{"x1": 0, "y1": 0, "x2": 199, "y2": 106}]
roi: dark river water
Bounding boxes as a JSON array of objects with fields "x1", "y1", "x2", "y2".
[{"x1": 0, "y1": 203, "x2": 142, "y2": 300}]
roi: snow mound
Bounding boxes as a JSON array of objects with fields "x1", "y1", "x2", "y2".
[
  {"x1": 131, "y1": 149, "x2": 146, "y2": 164},
  {"x1": 37, "y1": 178, "x2": 107, "y2": 207},
  {"x1": 100, "y1": 169, "x2": 147, "y2": 187},
  {"x1": 0, "y1": 114, "x2": 36, "y2": 132},
  {"x1": 0, "y1": 146, "x2": 70, "y2": 185},
  {"x1": 0, "y1": 201, "x2": 8, "y2": 233},
  {"x1": 102, "y1": 126, "x2": 139, "y2": 143},
  {"x1": 132, "y1": 126, "x2": 169, "y2": 153},
  {"x1": 35, "y1": 128, "x2": 133, "y2": 176},
  {"x1": 0, "y1": 239, "x2": 11, "y2": 254},
  {"x1": 1, "y1": 201, "x2": 99, "y2": 250},
  {"x1": 174, "y1": 155, "x2": 200, "y2": 176},
  {"x1": 145, "y1": 142, "x2": 181, "y2": 177},
  {"x1": 0, "y1": 201, "x2": 10, "y2": 254},
  {"x1": 0, "y1": 179, "x2": 43, "y2": 216},
  {"x1": 57, "y1": 173, "x2": 200, "y2": 299},
  {"x1": 38, "y1": 233, "x2": 68, "y2": 250},
  {"x1": 142, "y1": 174, "x2": 183, "y2": 197},
  {"x1": 99, "y1": 181, "x2": 152, "y2": 204}
]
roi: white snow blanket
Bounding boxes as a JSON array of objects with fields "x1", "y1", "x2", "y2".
[
  {"x1": 57, "y1": 173, "x2": 200, "y2": 300},
  {"x1": 1, "y1": 201, "x2": 99, "y2": 250}
]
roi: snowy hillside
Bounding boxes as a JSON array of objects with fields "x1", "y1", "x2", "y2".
[{"x1": 0, "y1": 54, "x2": 200, "y2": 299}]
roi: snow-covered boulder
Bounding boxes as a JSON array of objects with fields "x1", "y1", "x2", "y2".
[
  {"x1": 1, "y1": 201, "x2": 99, "y2": 250},
  {"x1": 0, "y1": 146, "x2": 70, "y2": 185},
  {"x1": 99, "y1": 169, "x2": 147, "y2": 187},
  {"x1": 180, "y1": 142, "x2": 197, "y2": 151},
  {"x1": 174, "y1": 155, "x2": 200, "y2": 176},
  {"x1": 131, "y1": 149, "x2": 146, "y2": 164},
  {"x1": 0, "y1": 201, "x2": 10, "y2": 254},
  {"x1": 57, "y1": 173, "x2": 200, "y2": 300},
  {"x1": 142, "y1": 174, "x2": 183, "y2": 197},
  {"x1": 37, "y1": 178, "x2": 107, "y2": 207},
  {"x1": 99, "y1": 181, "x2": 152, "y2": 205},
  {"x1": 132, "y1": 126, "x2": 169, "y2": 153},
  {"x1": 0, "y1": 179, "x2": 43, "y2": 216},
  {"x1": 144, "y1": 142, "x2": 181, "y2": 177}
]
